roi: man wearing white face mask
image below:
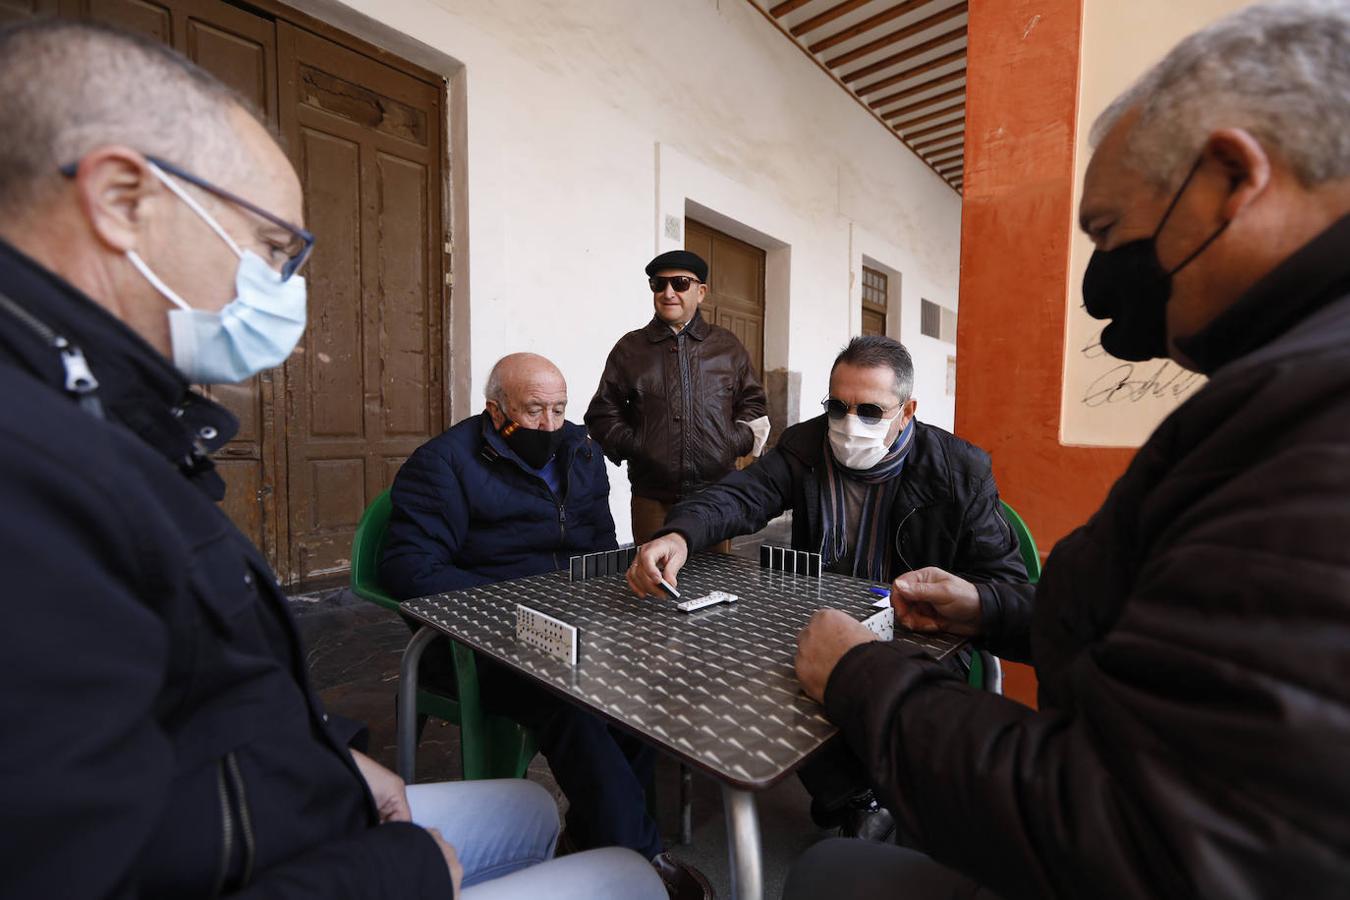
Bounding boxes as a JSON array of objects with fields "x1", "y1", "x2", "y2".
[
  {"x1": 627, "y1": 335, "x2": 1025, "y2": 837},
  {"x1": 0, "y1": 20, "x2": 664, "y2": 900}
]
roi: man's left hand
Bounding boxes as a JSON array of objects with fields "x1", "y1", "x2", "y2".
[
  {"x1": 350, "y1": 748, "x2": 412, "y2": 823},
  {"x1": 795, "y1": 609, "x2": 878, "y2": 703}
]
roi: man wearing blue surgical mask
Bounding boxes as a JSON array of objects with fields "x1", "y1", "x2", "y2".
[{"x1": 0, "y1": 20, "x2": 664, "y2": 900}]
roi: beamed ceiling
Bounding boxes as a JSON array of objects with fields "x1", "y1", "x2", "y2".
[{"x1": 747, "y1": 0, "x2": 967, "y2": 193}]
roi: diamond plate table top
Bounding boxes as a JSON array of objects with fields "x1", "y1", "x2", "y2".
[{"x1": 402, "y1": 552, "x2": 965, "y2": 791}]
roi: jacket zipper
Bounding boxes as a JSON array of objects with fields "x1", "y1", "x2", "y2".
[
  {"x1": 677, "y1": 332, "x2": 693, "y2": 496},
  {"x1": 0, "y1": 289, "x2": 105, "y2": 419},
  {"x1": 211, "y1": 761, "x2": 235, "y2": 898},
  {"x1": 225, "y1": 752, "x2": 257, "y2": 887}
]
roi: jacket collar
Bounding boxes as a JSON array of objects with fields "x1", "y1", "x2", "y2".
[
  {"x1": 1175, "y1": 213, "x2": 1350, "y2": 374},
  {"x1": 786, "y1": 414, "x2": 954, "y2": 507},
  {"x1": 643, "y1": 308, "x2": 709, "y2": 343},
  {"x1": 0, "y1": 239, "x2": 236, "y2": 498}
]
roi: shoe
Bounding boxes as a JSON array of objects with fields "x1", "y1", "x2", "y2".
[
  {"x1": 651, "y1": 851, "x2": 714, "y2": 900},
  {"x1": 838, "y1": 792, "x2": 896, "y2": 843}
]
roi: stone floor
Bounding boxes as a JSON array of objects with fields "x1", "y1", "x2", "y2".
[{"x1": 290, "y1": 518, "x2": 835, "y2": 899}]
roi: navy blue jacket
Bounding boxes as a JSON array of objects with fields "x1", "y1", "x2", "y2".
[
  {"x1": 0, "y1": 241, "x2": 449, "y2": 898},
  {"x1": 380, "y1": 412, "x2": 617, "y2": 599}
]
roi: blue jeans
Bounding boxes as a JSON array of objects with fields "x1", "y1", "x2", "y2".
[{"x1": 407, "y1": 779, "x2": 665, "y2": 899}]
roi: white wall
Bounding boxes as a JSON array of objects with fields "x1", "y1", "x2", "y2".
[{"x1": 299, "y1": 0, "x2": 963, "y2": 539}]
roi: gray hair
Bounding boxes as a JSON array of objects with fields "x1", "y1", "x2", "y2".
[
  {"x1": 484, "y1": 358, "x2": 509, "y2": 407},
  {"x1": 0, "y1": 19, "x2": 250, "y2": 218},
  {"x1": 1091, "y1": 0, "x2": 1350, "y2": 189},
  {"x1": 832, "y1": 335, "x2": 914, "y2": 402}
]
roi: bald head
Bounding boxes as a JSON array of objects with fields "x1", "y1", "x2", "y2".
[
  {"x1": 0, "y1": 20, "x2": 250, "y2": 221},
  {"x1": 485, "y1": 353, "x2": 568, "y2": 432}
]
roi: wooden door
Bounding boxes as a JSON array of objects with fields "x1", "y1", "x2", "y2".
[
  {"x1": 685, "y1": 219, "x2": 765, "y2": 379},
  {"x1": 277, "y1": 23, "x2": 445, "y2": 583},
  {"x1": 17, "y1": 0, "x2": 449, "y2": 586}
]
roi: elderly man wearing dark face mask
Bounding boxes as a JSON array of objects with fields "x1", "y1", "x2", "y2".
[
  {"x1": 627, "y1": 334, "x2": 1025, "y2": 840},
  {"x1": 785, "y1": 3, "x2": 1350, "y2": 898},
  {"x1": 0, "y1": 20, "x2": 667, "y2": 900}
]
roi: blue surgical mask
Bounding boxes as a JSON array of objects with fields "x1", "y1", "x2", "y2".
[{"x1": 126, "y1": 162, "x2": 307, "y2": 384}]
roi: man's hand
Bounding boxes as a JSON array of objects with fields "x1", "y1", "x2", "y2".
[
  {"x1": 891, "y1": 567, "x2": 982, "y2": 636},
  {"x1": 426, "y1": 828, "x2": 463, "y2": 895},
  {"x1": 349, "y1": 749, "x2": 411, "y2": 823},
  {"x1": 795, "y1": 609, "x2": 878, "y2": 703},
  {"x1": 626, "y1": 533, "x2": 688, "y2": 598}
]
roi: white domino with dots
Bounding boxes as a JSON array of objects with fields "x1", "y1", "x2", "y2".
[
  {"x1": 860, "y1": 607, "x2": 894, "y2": 641},
  {"x1": 676, "y1": 591, "x2": 738, "y2": 613},
  {"x1": 515, "y1": 604, "x2": 579, "y2": 665}
]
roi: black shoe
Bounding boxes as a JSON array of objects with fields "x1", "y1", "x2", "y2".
[
  {"x1": 652, "y1": 851, "x2": 714, "y2": 900},
  {"x1": 838, "y1": 791, "x2": 896, "y2": 843}
]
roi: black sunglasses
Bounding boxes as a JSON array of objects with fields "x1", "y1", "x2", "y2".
[
  {"x1": 649, "y1": 275, "x2": 701, "y2": 293},
  {"x1": 821, "y1": 396, "x2": 900, "y2": 425},
  {"x1": 59, "y1": 154, "x2": 315, "y2": 281}
]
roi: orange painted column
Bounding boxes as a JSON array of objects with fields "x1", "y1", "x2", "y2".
[{"x1": 956, "y1": 0, "x2": 1134, "y2": 706}]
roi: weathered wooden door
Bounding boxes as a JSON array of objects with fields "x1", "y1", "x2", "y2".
[
  {"x1": 9, "y1": 0, "x2": 448, "y2": 585},
  {"x1": 277, "y1": 24, "x2": 445, "y2": 583},
  {"x1": 861, "y1": 264, "x2": 889, "y2": 336},
  {"x1": 685, "y1": 219, "x2": 766, "y2": 379}
]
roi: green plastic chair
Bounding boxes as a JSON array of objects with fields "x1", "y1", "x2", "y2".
[
  {"x1": 967, "y1": 500, "x2": 1042, "y2": 693},
  {"x1": 350, "y1": 489, "x2": 537, "y2": 781}
]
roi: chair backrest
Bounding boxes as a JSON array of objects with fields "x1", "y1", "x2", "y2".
[
  {"x1": 999, "y1": 500, "x2": 1042, "y2": 584},
  {"x1": 351, "y1": 488, "x2": 401, "y2": 611}
]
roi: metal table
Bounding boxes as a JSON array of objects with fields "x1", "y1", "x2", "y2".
[{"x1": 396, "y1": 552, "x2": 964, "y2": 900}]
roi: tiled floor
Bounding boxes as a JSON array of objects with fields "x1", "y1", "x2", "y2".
[{"x1": 290, "y1": 519, "x2": 836, "y2": 899}]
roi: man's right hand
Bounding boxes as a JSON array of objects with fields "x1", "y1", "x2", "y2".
[
  {"x1": 426, "y1": 828, "x2": 463, "y2": 896},
  {"x1": 891, "y1": 567, "x2": 982, "y2": 636},
  {"x1": 627, "y1": 533, "x2": 688, "y2": 598}
]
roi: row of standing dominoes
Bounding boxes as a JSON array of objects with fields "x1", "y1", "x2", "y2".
[
  {"x1": 759, "y1": 544, "x2": 823, "y2": 577},
  {"x1": 568, "y1": 544, "x2": 638, "y2": 581}
]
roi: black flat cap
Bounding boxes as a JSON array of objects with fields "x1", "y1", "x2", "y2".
[{"x1": 645, "y1": 250, "x2": 708, "y2": 283}]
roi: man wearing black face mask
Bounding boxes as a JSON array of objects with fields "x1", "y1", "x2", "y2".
[
  {"x1": 783, "y1": 2, "x2": 1350, "y2": 898},
  {"x1": 381, "y1": 352, "x2": 712, "y2": 898}
]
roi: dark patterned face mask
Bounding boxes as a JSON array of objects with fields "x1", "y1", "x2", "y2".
[{"x1": 499, "y1": 419, "x2": 564, "y2": 469}]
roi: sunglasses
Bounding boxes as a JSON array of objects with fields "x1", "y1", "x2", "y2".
[
  {"x1": 649, "y1": 275, "x2": 701, "y2": 293},
  {"x1": 59, "y1": 154, "x2": 315, "y2": 282},
  {"x1": 821, "y1": 397, "x2": 901, "y2": 425}
]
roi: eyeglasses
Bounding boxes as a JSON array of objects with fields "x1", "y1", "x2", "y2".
[
  {"x1": 649, "y1": 275, "x2": 701, "y2": 293},
  {"x1": 59, "y1": 154, "x2": 315, "y2": 281},
  {"x1": 821, "y1": 396, "x2": 901, "y2": 425}
]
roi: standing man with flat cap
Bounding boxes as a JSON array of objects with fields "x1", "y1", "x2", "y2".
[{"x1": 587, "y1": 249, "x2": 769, "y2": 544}]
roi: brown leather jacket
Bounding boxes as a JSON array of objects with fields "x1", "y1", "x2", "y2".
[{"x1": 585, "y1": 311, "x2": 767, "y2": 503}]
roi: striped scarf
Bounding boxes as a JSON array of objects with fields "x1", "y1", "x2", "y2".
[{"x1": 820, "y1": 419, "x2": 915, "y2": 581}]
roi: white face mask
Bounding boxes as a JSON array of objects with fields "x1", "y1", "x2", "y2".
[
  {"x1": 126, "y1": 162, "x2": 307, "y2": 384},
  {"x1": 828, "y1": 413, "x2": 894, "y2": 470}
]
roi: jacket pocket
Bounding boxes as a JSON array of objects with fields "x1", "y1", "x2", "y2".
[{"x1": 211, "y1": 751, "x2": 257, "y2": 896}]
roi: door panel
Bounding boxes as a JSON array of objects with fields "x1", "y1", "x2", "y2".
[
  {"x1": 0, "y1": 0, "x2": 60, "y2": 23},
  {"x1": 279, "y1": 22, "x2": 444, "y2": 582},
  {"x1": 686, "y1": 219, "x2": 765, "y2": 380}
]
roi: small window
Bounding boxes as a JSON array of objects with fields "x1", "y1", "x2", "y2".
[
  {"x1": 861, "y1": 265, "x2": 888, "y2": 336},
  {"x1": 921, "y1": 299, "x2": 957, "y2": 343}
]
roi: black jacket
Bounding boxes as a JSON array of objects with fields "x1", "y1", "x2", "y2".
[
  {"x1": 380, "y1": 412, "x2": 616, "y2": 600},
  {"x1": 0, "y1": 240, "x2": 448, "y2": 899},
  {"x1": 585, "y1": 311, "x2": 767, "y2": 503},
  {"x1": 659, "y1": 415, "x2": 1027, "y2": 587},
  {"x1": 824, "y1": 217, "x2": 1350, "y2": 898}
]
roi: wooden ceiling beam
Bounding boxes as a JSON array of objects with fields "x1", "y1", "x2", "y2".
[
  {"x1": 791, "y1": 0, "x2": 870, "y2": 37},
  {"x1": 867, "y1": 68, "x2": 964, "y2": 109},
  {"x1": 892, "y1": 101, "x2": 964, "y2": 129},
  {"x1": 854, "y1": 46, "x2": 965, "y2": 95},
  {"x1": 843, "y1": 24, "x2": 965, "y2": 83},
  {"x1": 912, "y1": 133, "x2": 964, "y2": 152},
  {"x1": 926, "y1": 147, "x2": 964, "y2": 165},
  {"x1": 881, "y1": 85, "x2": 965, "y2": 120},
  {"x1": 805, "y1": 0, "x2": 930, "y2": 55},
  {"x1": 769, "y1": 0, "x2": 814, "y2": 17},
  {"x1": 823, "y1": 2, "x2": 967, "y2": 66},
  {"x1": 900, "y1": 118, "x2": 964, "y2": 140}
]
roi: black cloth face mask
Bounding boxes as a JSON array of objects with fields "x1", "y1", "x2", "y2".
[
  {"x1": 1082, "y1": 158, "x2": 1230, "y2": 361},
  {"x1": 499, "y1": 418, "x2": 564, "y2": 469}
]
